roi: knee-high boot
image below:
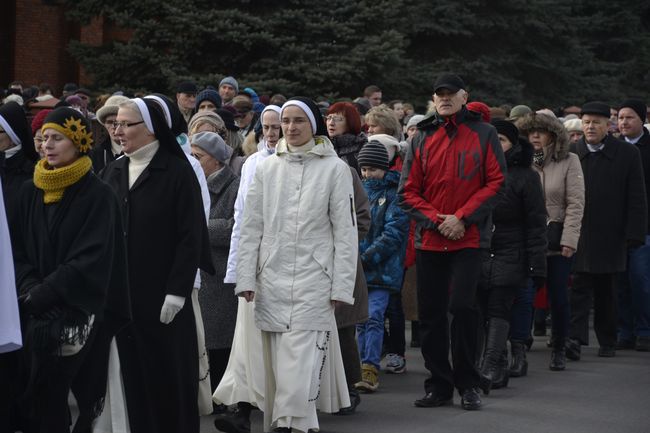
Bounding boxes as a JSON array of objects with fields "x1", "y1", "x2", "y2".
[{"x1": 479, "y1": 318, "x2": 510, "y2": 395}]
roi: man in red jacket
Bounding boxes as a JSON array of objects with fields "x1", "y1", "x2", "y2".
[{"x1": 398, "y1": 74, "x2": 506, "y2": 411}]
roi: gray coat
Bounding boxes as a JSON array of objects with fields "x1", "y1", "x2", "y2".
[{"x1": 199, "y1": 165, "x2": 241, "y2": 349}]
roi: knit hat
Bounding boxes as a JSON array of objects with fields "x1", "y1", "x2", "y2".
[
  {"x1": 31, "y1": 109, "x2": 52, "y2": 135},
  {"x1": 467, "y1": 101, "x2": 491, "y2": 122},
  {"x1": 241, "y1": 87, "x2": 259, "y2": 103},
  {"x1": 358, "y1": 140, "x2": 389, "y2": 171},
  {"x1": 96, "y1": 95, "x2": 129, "y2": 125},
  {"x1": 580, "y1": 101, "x2": 610, "y2": 118},
  {"x1": 433, "y1": 73, "x2": 466, "y2": 93},
  {"x1": 619, "y1": 99, "x2": 647, "y2": 123},
  {"x1": 563, "y1": 118, "x2": 582, "y2": 133},
  {"x1": 219, "y1": 76, "x2": 239, "y2": 94},
  {"x1": 508, "y1": 105, "x2": 533, "y2": 121},
  {"x1": 492, "y1": 120, "x2": 519, "y2": 148},
  {"x1": 195, "y1": 89, "x2": 222, "y2": 111},
  {"x1": 366, "y1": 133, "x2": 400, "y2": 162},
  {"x1": 188, "y1": 110, "x2": 225, "y2": 134},
  {"x1": 190, "y1": 131, "x2": 232, "y2": 164},
  {"x1": 216, "y1": 108, "x2": 239, "y2": 131},
  {"x1": 41, "y1": 107, "x2": 94, "y2": 154},
  {"x1": 177, "y1": 81, "x2": 198, "y2": 94},
  {"x1": 253, "y1": 101, "x2": 266, "y2": 114},
  {"x1": 405, "y1": 114, "x2": 425, "y2": 130},
  {"x1": 0, "y1": 101, "x2": 36, "y2": 160},
  {"x1": 281, "y1": 97, "x2": 328, "y2": 136}
]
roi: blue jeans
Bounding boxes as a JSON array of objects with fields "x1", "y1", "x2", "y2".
[
  {"x1": 357, "y1": 289, "x2": 391, "y2": 369},
  {"x1": 510, "y1": 279, "x2": 534, "y2": 341},
  {"x1": 546, "y1": 255, "x2": 574, "y2": 340},
  {"x1": 618, "y1": 236, "x2": 650, "y2": 339}
]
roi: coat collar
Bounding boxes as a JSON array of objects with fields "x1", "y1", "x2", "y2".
[
  {"x1": 206, "y1": 164, "x2": 236, "y2": 196},
  {"x1": 275, "y1": 135, "x2": 338, "y2": 158},
  {"x1": 575, "y1": 134, "x2": 619, "y2": 161},
  {"x1": 113, "y1": 145, "x2": 170, "y2": 192}
]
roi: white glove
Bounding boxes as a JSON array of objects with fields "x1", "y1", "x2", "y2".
[{"x1": 160, "y1": 294, "x2": 185, "y2": 324}]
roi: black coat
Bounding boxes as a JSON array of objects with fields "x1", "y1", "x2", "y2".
[
  {"x1": 12, "y1": 170, "x2": 130, "y2": 422},
  {"x1": 89, "y1": 136, "x2": 120, "y2": 174},
  {"x1": 100, "y1": 146, "x2": 213, "y2": 433},
  {"x1": 481, "y1": 138, "x2": 547, "y2": 289},
  {"x1": 631, "y1": 128, "x2": 650, "y2": 233},
  {"x1": 1, "y1": 150, "x2": 35, "y2": 228},
  {"x1": 572, "y1": 135, "x2": 648, "y2": 273}
]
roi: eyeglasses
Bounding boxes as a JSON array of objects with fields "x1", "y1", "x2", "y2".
[
  {"x1": 325, "y1": 115, "x2": 345, "y2": 123},
  {"x1": 113, "y1": 120, "x2": 144, "y2": 130}
]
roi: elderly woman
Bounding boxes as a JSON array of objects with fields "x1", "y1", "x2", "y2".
[
  {"x1": 31, "y1": 108, "x2": 52, "y2": 159},
  {"x1": 326, "y1": 101, "x2": 367, "y2": 174},
  {"x1": 236, "y1": 97, "x2": 357, "y2": 433},
  {"x1": 189, "y1": 132, "x2": 240, "y2": 396},
  {"x1": 12, "y1": 107, "x2": 128, "y2": 433},
  {"x1": 365, "y1": 105, "x2": 403, "y2": 141},
  {"x1": 188, "y1": 110, "x2": 244, "y2": 175},
  {"x1": 90, "y1": 95, "x2": 129, "y2": 172},
  {"x1": 100, "y1": 98, "x2": 213, "y2": 433},
  {"x1": 512, "y1": 113, "x2": 585, "y2": 372}
]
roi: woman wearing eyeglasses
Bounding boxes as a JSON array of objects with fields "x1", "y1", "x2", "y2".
[
  {"x1": 100, "y1": 98, "x2": 214, "y2": 433},
  {"x1": 90, "y1": 95, "x2": 130, "y2": 173},
  {"x1": 326, "y1": 102, "x2": 367, "y2": 175}
]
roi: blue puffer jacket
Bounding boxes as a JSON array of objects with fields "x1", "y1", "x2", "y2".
[{"x1": 360, "y1": 170, "x2": 409, "y2": 293}]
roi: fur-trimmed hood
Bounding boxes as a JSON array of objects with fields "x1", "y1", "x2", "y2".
[{"x1": 515, "y1": 113, "x2": 571, "y2": 161}]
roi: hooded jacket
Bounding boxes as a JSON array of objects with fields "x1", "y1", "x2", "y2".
[
  {"x1": 481, "y1": 138, "x2": 547, "y2": 289},
  {"x1": 236, "y1": 136, "x2": 358, "y2": 332},
  {"x1": 360, "y1": 170, "x2": 409, "y2": 292},
  {"x1": 517, "y1": 113, "x2": 585, "y2": 251},
  {"x1": 398, "y1": 107, "x2": 506, "y2": 251}
]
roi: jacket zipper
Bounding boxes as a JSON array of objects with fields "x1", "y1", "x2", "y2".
[{"x1": 349, "y1": 194, "x2": 355, "y2": 227}]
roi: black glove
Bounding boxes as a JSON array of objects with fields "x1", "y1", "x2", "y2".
[
  {"x1": 22, "y1": 283, "x2": 59, "y2": 317},
  {"x1": 533, "y1": 277, "x2": 546, "y2": 291}
]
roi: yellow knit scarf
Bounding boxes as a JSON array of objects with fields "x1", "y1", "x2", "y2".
[{"x1": 33, "y1": 156, "x2": 92, "y2": 204}]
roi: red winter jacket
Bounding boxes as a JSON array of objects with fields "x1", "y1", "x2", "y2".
[{"x1": 398, "y1": 108, "x2": 506, "y2": 251}]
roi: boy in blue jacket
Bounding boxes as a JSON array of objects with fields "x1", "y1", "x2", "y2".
[{"x1": 355, "y1": 140, "x2": 409, "y2": 392}]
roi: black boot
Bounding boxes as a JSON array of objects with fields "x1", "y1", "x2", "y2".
[
  {"x1": 509, "y1": 340, "x2": 528, "y2": 377},
  {"x1": 214, "y1": 402, "x2": 251, "y2": 433},
  {"x1": 479, "y1": 318, "x2": 510, "y2": 395},
  {"x1": 549, "y1": 337, "x2": 566, "y2": 371},
  {"x1": 491, "y1": 349, "x2": 510, "y2": 389}
]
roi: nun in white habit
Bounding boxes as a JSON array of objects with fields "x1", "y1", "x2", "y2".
[{"x1": 235, "y1": 97, "x2": 357, "y2": 433}]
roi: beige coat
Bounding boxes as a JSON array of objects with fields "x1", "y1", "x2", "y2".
[
  {"x1": 518, "y1": 114, "x2": 585, "y2": 251},
  {"x1": 236, "y1": 137, "x2": 357, "y2": 332}
]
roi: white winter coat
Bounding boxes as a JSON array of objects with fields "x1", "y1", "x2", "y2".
[{"x1": 236, "y1": 137, "x2": 357, "y2": 332}]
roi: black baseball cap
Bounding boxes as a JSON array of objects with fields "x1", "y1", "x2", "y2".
[{"x1": 434, "y1": 74, "x2": 466, "y2": 94}]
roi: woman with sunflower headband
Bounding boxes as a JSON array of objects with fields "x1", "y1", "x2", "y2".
[{"x1": 11, "y1": 107, "x2": 130, "y2": 433}]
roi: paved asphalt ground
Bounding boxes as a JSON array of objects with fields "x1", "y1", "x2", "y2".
[{"x1": 201, "y1": 329, "x2": 650, "y2": 433}]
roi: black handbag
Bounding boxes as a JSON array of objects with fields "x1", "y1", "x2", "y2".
[{"x1": 547, "y1": 221, "x2": 564, "y2": 252}]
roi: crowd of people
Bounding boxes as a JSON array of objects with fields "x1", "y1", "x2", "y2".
[{"x1": 1, "y1": 73, "x2": 649, "y2": 433}]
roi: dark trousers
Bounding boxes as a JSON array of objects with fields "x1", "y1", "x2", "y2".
[
  {"x1": 209, "y1": 348, "x2": 231, "y2": 394},
  {"x1": 385, "y1": 292, "x2": 406, "y2": 356},
  {"x1": 547, "y1": 255, "x2": 573, "y2": 340},
  {"x1": 509, "y1": 280, "x2": 534, "y2": 341},
  {"x1": 570, "y1": 272, "x2": 617, "y2": 347},
  {"x1": 478, "y1": 284, "x2": 518, "y2": 321},
  {"x1": 416, "y1": 248, "x2": 481, "y2": 396},
  {"x1": 338, "y1": 325, "x2": 361, "y2": 386}
]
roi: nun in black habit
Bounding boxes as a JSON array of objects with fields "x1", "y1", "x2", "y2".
[{"x1": 100, "y1": 98, "x2": 213, "y2": 433}]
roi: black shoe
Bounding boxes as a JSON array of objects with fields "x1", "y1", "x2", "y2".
[
  {"x1": 414, "y1": 392, "x2": 453, "y2": 408},
  {"x1": 491, "y1": 350, "x2": 510, "y2": 389},
  {"x1": 214, "y1": 410, "x2": 251, "y2": 433},
  {"x1": 616, "y1": 337, "x2": 636, "y2": 350},
  {"x1": 213, "y1": 403, "x2": 229, "y2": 415},
  {"x1": 460, "y1": 388, "x2": 482, "y2": 411},
  {"x1": 335, "y1": 389, "x2": 361, "y2": 415},
  {"x1": 508, "y1": 340, "x2": 528, "y2": 377},
  {"x1": 635, "y1": 336, "x2": 650, "y2": 352},
  {"x1": 549, "y1": 349, "x2": 566, "y2": 371},
  {"x1": 565, "y1": 338, "x2": 581, "y2": 361},
  {"x1": 598, "y1": 345, "x2": 616, "y2": 357}
]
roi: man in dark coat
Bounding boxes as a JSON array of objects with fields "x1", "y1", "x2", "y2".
[
  {"x1": 100, "y1": 98, "x2": 213, "y2": 433},
  {"x1": 567, "y1": 101, "x2": 648, "y2": 359},
  {"x1": 615, "y1": 99, "x2": 650, "y2": 352}
]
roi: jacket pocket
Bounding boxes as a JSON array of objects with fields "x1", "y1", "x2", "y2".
[
  {"x1": 257, "y1": 236, "x2": 275, "y2": 275},
  {"x1": 312, "y1": 247, "x2": 334, "y2": 281}
]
